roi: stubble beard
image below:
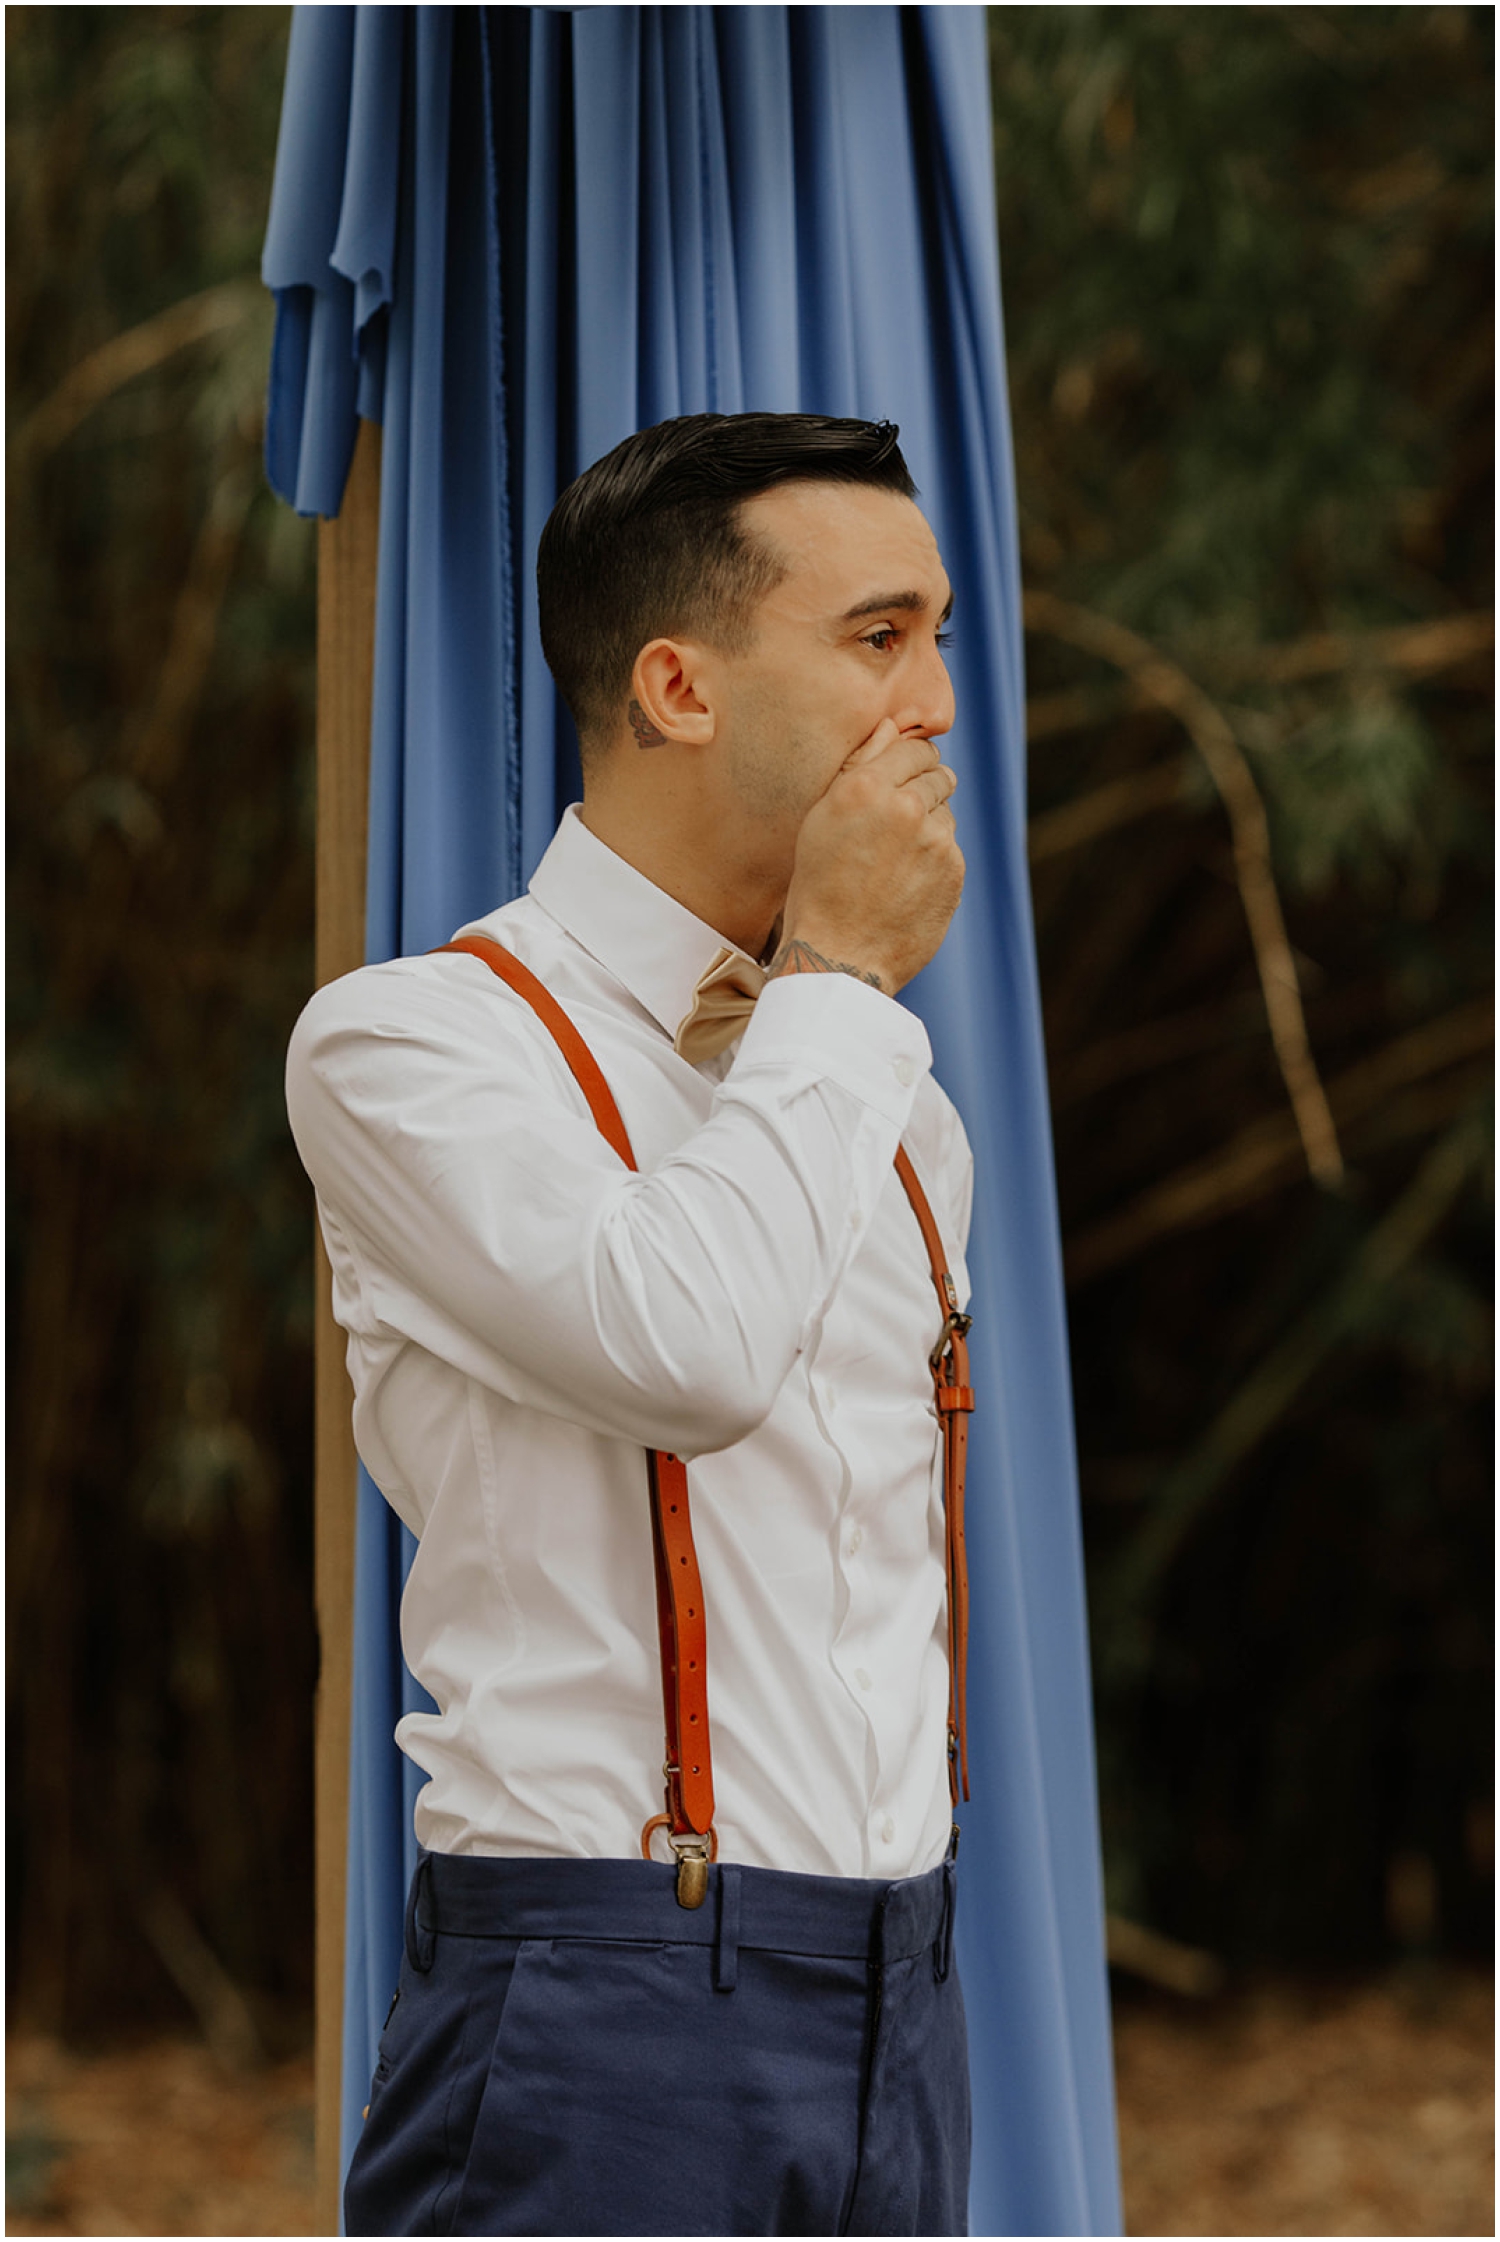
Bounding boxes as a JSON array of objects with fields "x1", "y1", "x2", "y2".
[
  {"x1": 718, "y1": 724, "x2": 812, "y2": 917},
  {"x1": 723, "y1": 680, "x2": 828, "y2": 846}
]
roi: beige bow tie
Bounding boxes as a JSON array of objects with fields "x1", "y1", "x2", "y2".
[{"x1": 674, "y1": 945, "x2": 768, "y2": 1065}]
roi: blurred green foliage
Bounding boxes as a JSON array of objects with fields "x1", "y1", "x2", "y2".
[
  {"x1": 3, "y1": 4, "x2": 1491, "y2": 2041},
  {"x1": 8, "y1": 6, "x2": 315, "y2": 2040},
  {"x1": 993, "y1": 5, "x2": 1492, "y2": 1961}
]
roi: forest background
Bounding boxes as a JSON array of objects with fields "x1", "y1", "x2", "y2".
[{"x1": 7, "y1": 2, "x2": 1492, "y2": 2064}]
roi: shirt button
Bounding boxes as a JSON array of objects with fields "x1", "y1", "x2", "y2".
[
  {"x1": 855, "y1": 1667, "x2": 872, "y2": 1691},
  {"x1": 880, "y1": 1818, "x2": 896, "y2": 1844},
  {"x1": 893, "y1": 1054, "x2": 916, "y2": 1088},
  {"x1": 848, "y1": 1527, "x2": 864, "y2": 1555}
]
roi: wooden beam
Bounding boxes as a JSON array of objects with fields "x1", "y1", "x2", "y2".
[{"x1": 313, "y1": 417, "x2": 381, "y2": 2237}]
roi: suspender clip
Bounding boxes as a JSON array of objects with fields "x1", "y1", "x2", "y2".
[
  {"x1": 642, "y1": 1812, "x2": 718, "y2": 1908},
  {"x1": 930, "y1": 1309, "x2": 972, "y2": 1373},
  {"x1": 670, "y1": 1833, "x2": 712, "y2": 1910}
]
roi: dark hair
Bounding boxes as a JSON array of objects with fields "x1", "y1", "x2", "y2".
[{"x1": 537, "y1": 412, "x2": 916, "y2": 743}]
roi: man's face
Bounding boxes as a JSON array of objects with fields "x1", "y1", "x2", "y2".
[{"x1": 712, "y1": 480, "x2": 956, "y2": 870}]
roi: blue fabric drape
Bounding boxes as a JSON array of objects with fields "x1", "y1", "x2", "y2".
[{"x1": 264, "y1": 10, "x2": 1121, "y2": 2231}]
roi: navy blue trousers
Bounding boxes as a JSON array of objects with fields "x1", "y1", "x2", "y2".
[{"x1": 345, "y1": 1850, "x2": 970, "y2": 2237}]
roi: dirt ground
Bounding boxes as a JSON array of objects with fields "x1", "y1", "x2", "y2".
[
  {"x1": 6, "y1": 2036, "x2": 315, "y2": 2240},
  {"x1": 6, "y1": 1969, "x2": 1493, "y2": 2237},
  {"x1": 1113, "y1": 1969, "x2": 1493, "y2": 2237}
]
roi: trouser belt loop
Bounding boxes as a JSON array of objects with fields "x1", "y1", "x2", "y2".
[
  {"x1": 405, "y1": 1852, "x2": 436, "y2": 1974},
  {"x1": 714, "y1": 1864, "x2": 742, "y2": 1992},
  {"x1": 933, "y1": 1858, "x2": 957, "y2": 1985}
]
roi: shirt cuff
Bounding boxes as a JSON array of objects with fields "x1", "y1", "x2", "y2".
[{"x1": 732, "y1": 970, "x2": 933, "y2": 1126}]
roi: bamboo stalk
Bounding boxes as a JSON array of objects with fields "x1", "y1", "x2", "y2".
[{"x1": 314, "y1": 418, "x2": 380, "y2": 2238}]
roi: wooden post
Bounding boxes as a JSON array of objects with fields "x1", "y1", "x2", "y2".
[{"x1": 313, "y1": 417, "x2": 381, "y2": 2237}]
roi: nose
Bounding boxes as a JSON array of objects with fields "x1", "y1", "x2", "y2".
[{"x1": 899, "y1": 638, "x2": 956, "y2": 743}]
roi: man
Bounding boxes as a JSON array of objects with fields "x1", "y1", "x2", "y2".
[{"x1": 288, "y1": 412, "x2": 973, "y2": 2237}]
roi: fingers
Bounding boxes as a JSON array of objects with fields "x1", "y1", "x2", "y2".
[
  {"x1": 845, "y1": 725, "x2": 947, "y2": 785},
  {"x1": 834, "y1": 723, "x2": 955, "y2": 829},
  {"x1": 840, "y1": 716, "x2": 903, "y2": 769},
  {"x1": 889, "y1": 736, "x2": 946, "y2": 789},
  {"x1": 905, "y1": 759, "x2": 957, "y2": 813}
]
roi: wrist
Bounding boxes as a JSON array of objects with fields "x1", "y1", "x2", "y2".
[{"x1": 765, "y1": 931, "x2": 892, "y2": 993}]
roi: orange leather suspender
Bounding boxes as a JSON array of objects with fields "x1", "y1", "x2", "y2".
[
  {"x1": 895, "y1": 1146, "x2": 974, "y2": 1809},
  {"x1": 436, "y1": 933, "x2": 973, "y2": 1905}
]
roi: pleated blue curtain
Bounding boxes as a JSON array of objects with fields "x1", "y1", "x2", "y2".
[{"x1": 264, "y1": 9, "x2": 1121, "y2": 2231}]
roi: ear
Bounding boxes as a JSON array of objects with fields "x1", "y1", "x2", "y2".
[{"x1": 630, "y1": 639, "x2": 717, "y2": 746}]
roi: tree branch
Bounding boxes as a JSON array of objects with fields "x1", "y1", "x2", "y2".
[
  {"x1": 1023, "y1": 610, "x2": 1493, "y2": 742},
  {"x1": 1107, "y1": 1124, "x2": 1479, "y2": 1615},
  {"x1": 1029, "y1": 754, "x2": 1195, "y2": 862},
  {"x1": 130, "y1": 457, "x2": 258, "y2": 788},
  {"x1": 14, "y1": 280, "x2": 261, "y2": 459},
  {"x1": 1229, "y1": 609, "x2": 1493, "y2": 687},
  {"x1": 1025, "y1": 588, "x2": 1345, "y2": 1185},
  {"x1": 1065, "y1": 997, "x2": 1493, "y2": 1283},
  {"x1": 1105, "y1": 1912, "x2": 1225, "y2": 1998}
]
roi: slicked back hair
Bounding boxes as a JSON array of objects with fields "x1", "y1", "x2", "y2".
[{"x1": 537, "y1": 412, "x2": 917, "y2": 749}]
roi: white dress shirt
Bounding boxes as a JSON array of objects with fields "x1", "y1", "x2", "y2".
[{"x1": 287, "y1": 805, "x2": 973, "y2": 1880}]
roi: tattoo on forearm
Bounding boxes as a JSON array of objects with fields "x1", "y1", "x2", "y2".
[
  {"x1": 628, "y1": 698, "x2": 666, "y2": 748},
  {"x1": 767, "y1": 938, "x2": 884, "y2": 991}
]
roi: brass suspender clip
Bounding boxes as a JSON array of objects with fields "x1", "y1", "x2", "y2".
[
  {"x1": 930, "y1": 1309, "x2": 972, "y2": 1373},
  {"x1": 669, "y1": 1833, "x2": 711, "y2": 1910},
  {"x1": 649, "y1": 1767, "x2": 716, "y2": 1909}
]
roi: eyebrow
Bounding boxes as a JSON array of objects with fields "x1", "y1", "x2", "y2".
[{"x1": 838, "y1": 587, "x2": 955, "y2": 626}]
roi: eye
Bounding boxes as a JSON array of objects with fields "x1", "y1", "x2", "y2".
[
  {"x1": 861, "y1": 626, "x2": 899, "y2": 652},
  {"x1": 936, "y1": 629, "x2": 955, "y2": 649}
]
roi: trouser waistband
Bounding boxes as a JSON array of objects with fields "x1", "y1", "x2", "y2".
[{"x1": 408, "y1": 1848, "x2": 958, "y2": 1976}]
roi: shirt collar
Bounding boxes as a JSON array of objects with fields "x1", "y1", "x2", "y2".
[{"x1": 522, "y1": 804, "x2": 760, "y2": 1043}]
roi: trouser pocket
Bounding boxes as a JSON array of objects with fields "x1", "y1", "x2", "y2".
[{"x1": 344, "y1": 1930, "x2": 523, "y2": 2239}]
